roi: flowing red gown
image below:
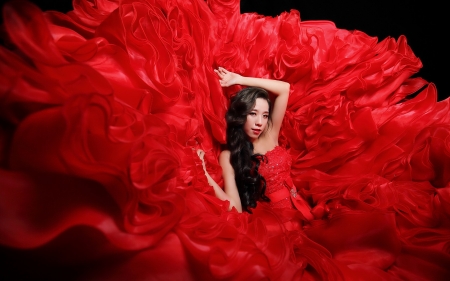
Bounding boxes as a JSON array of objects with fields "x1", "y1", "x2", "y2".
[{"x1": 1, "y1": 0, "x2": 449, "y2": 280}]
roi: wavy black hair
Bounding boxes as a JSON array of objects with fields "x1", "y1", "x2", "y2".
[{"x1": 225, "y1": 86, "x2": 272, "y2": 213}]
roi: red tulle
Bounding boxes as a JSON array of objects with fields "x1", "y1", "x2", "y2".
[{"x1": 1, "y1": 0, "x2": 449, "y2": 280}]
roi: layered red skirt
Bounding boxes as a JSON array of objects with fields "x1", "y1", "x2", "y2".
[{"x1": 1, "y1": 0, "x2": 449, "y2": 280}]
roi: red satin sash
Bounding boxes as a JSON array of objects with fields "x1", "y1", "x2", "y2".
[{"x1": 268, "y1": 178, "x2": 314, "y2": 221}]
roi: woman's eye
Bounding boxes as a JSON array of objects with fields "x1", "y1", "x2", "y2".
[
  {"x1": 263, "y1": 115, "x2": 269, "y2": 118},
  {"x1": 249, "y1": 112, "x2": 256, "y2": 116}
]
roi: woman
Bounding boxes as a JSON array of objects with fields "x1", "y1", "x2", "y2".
[
  {"x1": 199, "y1": 67, "x2": 313, "y2": 220},
  {"x1": 198, "y1": 67, "x2": 288, "y2": 211}
]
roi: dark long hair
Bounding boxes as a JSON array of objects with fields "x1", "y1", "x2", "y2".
[{"x1": 225, "y1": 87, "x2": 272, "y2": 213}]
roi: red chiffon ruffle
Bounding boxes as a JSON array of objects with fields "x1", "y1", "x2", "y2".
[{"x1": 1, "y1": 0, "x2": 449, "y2": 280}]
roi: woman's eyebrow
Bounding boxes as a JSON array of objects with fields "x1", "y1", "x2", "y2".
[{"x1": 251, "y1": 108, "x2": 269, "y2": 112}]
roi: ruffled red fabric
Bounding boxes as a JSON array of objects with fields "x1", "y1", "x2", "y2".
[{"x1": 1, "y1": 0, "x2": 449, "y2": 280}]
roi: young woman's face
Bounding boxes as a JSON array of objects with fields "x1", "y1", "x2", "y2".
[{"x1": 244, "y1": 98, "x2": 269, "y2": 141}]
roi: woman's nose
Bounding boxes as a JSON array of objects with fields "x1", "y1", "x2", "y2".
[{"x1": 255, "y1": 116, "x2": 262, "y2": 126}]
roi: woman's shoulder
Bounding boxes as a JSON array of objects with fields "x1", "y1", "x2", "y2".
[
  {"x1": 219, "y1": 150, "x2": 234, "y2": 171},
  {"x1": 253, "y1": 135, "x2": 279, "y2": 154},
  {"x1": 219, "y1": 150, "x2": 230, "y2": 159}
]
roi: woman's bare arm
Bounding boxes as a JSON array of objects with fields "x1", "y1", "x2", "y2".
[
  {"x1": 214, "y1": 67, "x2": 290, "y2": 140},
  {"x1": 197, "y1": 149, "x2": 242, "y2": 212}
]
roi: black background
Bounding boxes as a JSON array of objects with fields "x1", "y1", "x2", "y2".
[{"x1": 1, "y1": 0, "x2": 448, "y2": 100}]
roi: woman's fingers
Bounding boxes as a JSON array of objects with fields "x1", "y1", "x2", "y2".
[
  {"x1": 196, "y1": 149, "x2": 205, "y2": 159},
  {"x1": 215, "y1": 67, "x2": 228, "y2": 76},
  {"x1": 214, "y1": 67, "x2": 233, "y2": 87}
]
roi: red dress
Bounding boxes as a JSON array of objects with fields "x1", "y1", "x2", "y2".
[{"x1": 0, "y1": 0, "x2": 449, "y2": 280}]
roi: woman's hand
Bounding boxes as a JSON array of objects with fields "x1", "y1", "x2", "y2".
[
  {"x1": 214, "y1": 67, "x2": 241, "y2": 87},
  {"x1": 197, "y1": 149, "x2": 207, "y2": 171}
]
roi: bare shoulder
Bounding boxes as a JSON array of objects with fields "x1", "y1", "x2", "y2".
[
  {"x1": 219, "y1": 150, "x2": 233, "y2": 173},
  {"x1": 260, "y1": 130, "x2": 278, "y2": 146},
  {"x1": 219, "y1": 150, "x2": 230, "y2": 164}
]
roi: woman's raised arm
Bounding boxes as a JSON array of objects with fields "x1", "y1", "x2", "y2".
[{"x1": 214, "y1": 67, "x2": 290, "y2": 140}]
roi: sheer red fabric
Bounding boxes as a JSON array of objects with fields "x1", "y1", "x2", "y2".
[{"x1": 1, "y1": 0, "x2": 449, "y2": 280}]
